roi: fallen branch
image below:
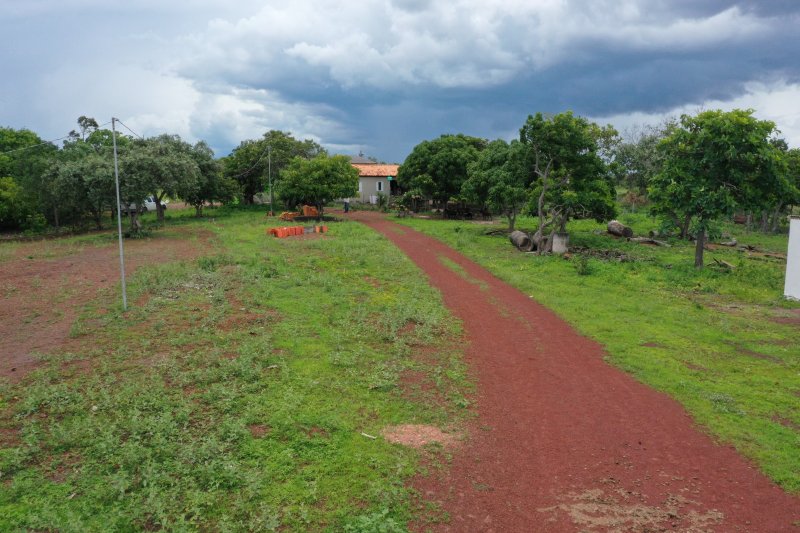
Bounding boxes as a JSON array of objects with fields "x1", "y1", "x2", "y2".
[
  {"x1": 713, "y1": 258, "x2": 735, "y2": 270},
  {"x1": 629, "y1": 237, "x2": 671, "y2": 247}
]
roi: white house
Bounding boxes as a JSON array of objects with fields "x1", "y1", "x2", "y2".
[{"x1": 349, "y1": 156, "x2": 400, "y2": 203}]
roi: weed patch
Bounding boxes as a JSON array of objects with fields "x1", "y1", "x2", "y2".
[{"x1": 0, "y1": 211, "x2": 470, "y2": 530}]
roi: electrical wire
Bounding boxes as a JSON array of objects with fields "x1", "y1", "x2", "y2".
[
  {"x1": 227, "y1": 142, "x2": 271, "y2": 179},
  {"x1": 114, "y1": 119, "x2": 143, "y2": 140},
  {"x1": 1, "y1": 121, "x2": 114, "y2": 156},
  {"x1": 1, "y1": 135, "x2": 67, "y2": 155}
]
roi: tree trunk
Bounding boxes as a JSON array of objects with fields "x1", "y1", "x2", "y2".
[
  {"x1": 607, "y1": 220, "x2": 633, "y2": 237},
  {"x1": 53, "y1": 205, "x2": 60, "y2": 229},
  {"x1": 507, "y1": 211, "x2": 516, "y2": 232},
  {"x1": 195, "y1": 204, "x2": 203, "y2": 217},
  {"x1": 154, "y1": 195, "x2": 166, "y2": 223},
  {"x1": 694, "y1": 227, "x2": 705, "y2": 268},
  {"x1": 770, "y1": 203, "x2": 783, "y2": 233},
  {"x1": 760, "y1": 211, "x2": 769, "y2": 233},
  {"x1": 535, "y1": 181, "x2": 547, "y2": 254},
  {"x1": 129, "y1": 211, "x2": 141, "y2": 234},
  {"x1": 509, "y1": 230, "x2": 532, "y2": 251},
  {"x1": 679, "y1": 213, "x2": 692, "y2": 240}
]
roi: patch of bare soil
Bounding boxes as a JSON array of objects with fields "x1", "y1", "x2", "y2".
[
  {"x1": 683, "y1": 361, "x2": 710, "y2": 372},
  {"x1": 697, "y1": 296, "x2": 800, "y2": 328},
  {"x1": 382, "y1": 425, "x2": 457, "y2": 449},
  {"x1": 769, "y1": 308, "x2": 800, "y2": 326},
  {"x1": 46, "y1": 451, "x2": 82, "y2": 483},
  {"x1": 220, "y1": 293, "x2": 281, "y2": 333},
  {"x1": 538, "y1": 488, "x2": 724, "y2": 532},
  {"x1": 772, "y1": 415, "x2": 800, "y2": 432},
  {"x1": 725, "y1": 341, "x2": 785, "y2": 364},
  {"x1": 248, "y1": 424, "x2": 271, "y2": 438},
  {"x1": 0, "y1": 227, "x2": 213, "y2": 382},
  {"x1": 352, "y1": 211, "x2": 800, "y2": 532}
]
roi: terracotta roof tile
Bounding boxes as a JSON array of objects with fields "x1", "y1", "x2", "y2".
[{"x1": 352, "y1": 163, "x2": 399, "y2": 177}]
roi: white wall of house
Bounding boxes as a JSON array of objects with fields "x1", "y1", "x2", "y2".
[
  {"x1": 785, "y1": 217, "x2": 800, "y2": 300},
  {"x1": 357, "y1": 177, "x2": 388, "y2": 203}
]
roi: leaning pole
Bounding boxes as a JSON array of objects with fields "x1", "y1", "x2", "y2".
[{"x1": 111, "y1": 117, "x2": 128, "y2": 311}]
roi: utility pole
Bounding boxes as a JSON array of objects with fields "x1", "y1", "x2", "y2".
[
  {"x1": 111, "y1": 118, "x2": 128, "y2": 311},
  {"x1": 268, "y1": 145, "x2": 273, "y2": 216}
]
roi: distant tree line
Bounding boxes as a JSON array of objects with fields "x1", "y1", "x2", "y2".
[
  {"x1": 0, "y1": 118, "x2": 340, "y2": 233},
  {"x1": 397, "y1": 109, "x2": 800, "y2": 264}
]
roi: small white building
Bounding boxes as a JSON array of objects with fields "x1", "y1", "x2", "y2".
[{"x1": 350, "y1": 156, "x2": 400, "y2": 203}]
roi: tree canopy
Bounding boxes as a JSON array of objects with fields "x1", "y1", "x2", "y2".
[
  {"x1": 520, "y1": 112, "x2": 617, "y2": 252},
  {"x1": 397, "y1": 134, "x2": 487, "y2": 205},
  {"x1": 462, "y1": 139, "x2": 530, "y2": 231},
  {"x1": 223, "y1": 130, "x2": 325, "y2": 205},
  {"x1": 278, "y1": 154, "x2": 358, "y2": 218},
  {"x1": 649, "y1": 109, "x2": 784, "y2": 267},
  {"x1": 121, "y1": 135, "x2": 200, "y2": 223},
  {"x1": 183, "y1": 141, "x2": 237, "y2": 217}
]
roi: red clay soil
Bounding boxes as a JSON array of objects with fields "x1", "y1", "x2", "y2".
[
  {"x1": 351, "y1": 211, "x2": 800, "y2": 532},
  {"x1": 0, "y1": 228, "x2": 211, "y2": 382}
]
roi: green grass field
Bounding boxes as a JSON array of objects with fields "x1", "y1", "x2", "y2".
[
  {"x1": 398, "y1": 212, "x2": 800, "y2": 493},
  {"x1": 0, "y1": 208, "x2": 471, "y2": 531},
  {"x1": 1, "y1": 205, "x2": 798, "y2": 531}
]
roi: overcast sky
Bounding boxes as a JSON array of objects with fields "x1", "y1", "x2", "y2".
[{"x1": 2, "y1": 0, "x2": 799, "y2": 162}]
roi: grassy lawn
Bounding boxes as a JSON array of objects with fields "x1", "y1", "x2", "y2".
[
  {"x1": 398, "y1": 212, "x2": 800, "y2": 493},
  {"x1": 0, "y1": 208, "x2": 470, "y2": 531}
]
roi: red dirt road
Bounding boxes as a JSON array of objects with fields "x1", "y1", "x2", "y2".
[{"x1": 353, "y1": 212, "x2": 800, "y2": 532}]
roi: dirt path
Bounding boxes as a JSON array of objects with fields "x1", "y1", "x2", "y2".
[
  {"x1": 352, "y1": 212, "x2": 800, "y2": 532},
  {"x1": 0, "y1": 228, "x2": 211, "y2": 382}
]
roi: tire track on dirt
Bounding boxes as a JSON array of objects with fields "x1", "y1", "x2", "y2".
[{"x1": 353, "y1": 212, "x2": 800, "y2": 532}]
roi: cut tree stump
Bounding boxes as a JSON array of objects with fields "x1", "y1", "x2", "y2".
[
  {"x1": 607, "y1": 220, "x2": 633, "y2": 238},
  {"x1": 509, "y1": 230, "x2": 533, "y2": 252}
]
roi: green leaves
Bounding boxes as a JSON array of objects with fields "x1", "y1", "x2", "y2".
[
  {"x1": 223, "y1": 130, "x2": 325, "y2": 204},
  {"x1": 650, "y1": 109, "x2": 784, "y2": 249},
  {"x1": 520, "y1": 111, "x2": 617, "y2": 235},
  {"x1": 397, "y1": 134, "x2": 487, "y2": 204},
  {"x1": 462, "y1": 139, "x2": 529, "y2": 230},
  {"x1": 277, "y1": 154, "x2": 359, "y2": 216}
]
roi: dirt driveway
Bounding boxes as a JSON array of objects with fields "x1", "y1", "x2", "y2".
[
  {"x1": 0, "y1": 228, "x2": 210, "y2": 382},
  {"x1": 353, "y1": 211, "x2": 800, "y2": 532}
]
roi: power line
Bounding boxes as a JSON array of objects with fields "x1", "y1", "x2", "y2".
[
  {"x1": 228, "y1": 142, "x2": 272, "y2": 179},
  {"x1": 115, "y1": 119, "x2": 143, "y2": 140},
  {"x1": 1, "y1": 135, "x2": 68, "y2": 155},
  {"x1": 1, "y1": 120, "x2": 114, "y2": 156}
]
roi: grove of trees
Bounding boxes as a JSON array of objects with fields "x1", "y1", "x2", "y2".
[
  {"x1": 397, "y1": 108, "x2": 799, "y2": 265},
  {"x1": 2, "y1": 107, "x2": 798, "y2": 269},
  {"x1": 399, "y1": 112, "x2": 617, "y2": 253},
  {"x1": 0, "y1": 121, "x2": 327, "y2": 233},
  {"x1": 223, "y1": 130, "x2": 325, "y2": 205}
]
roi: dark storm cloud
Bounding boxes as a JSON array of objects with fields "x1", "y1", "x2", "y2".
[{"x1": 2, "y1": 0, "x2": 800, "y2": 162}]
